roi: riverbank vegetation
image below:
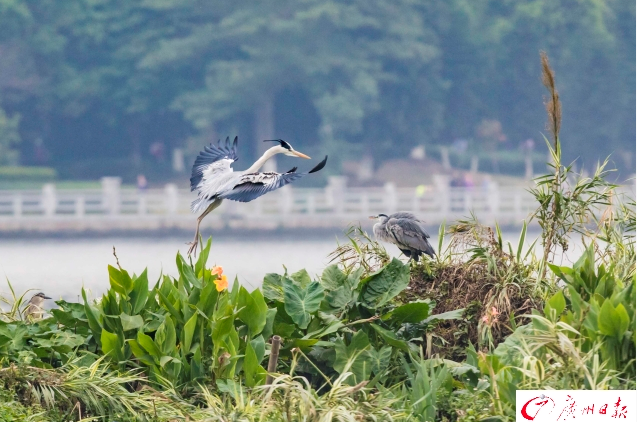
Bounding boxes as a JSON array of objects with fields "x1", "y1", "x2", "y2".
[{"x1": 0, "y1": 57, "x2": 635, "y2": 421}]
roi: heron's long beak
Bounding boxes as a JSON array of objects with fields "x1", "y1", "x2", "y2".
[
  {"x1": 43, "y1": 295, "x2": 52, "y2": 299},
  {"x1": 293, "y1": 151, "x2": 311, "y2": 159},
  {"x1": 368, "y1": 215, "x2": 377, "y2": 220}
]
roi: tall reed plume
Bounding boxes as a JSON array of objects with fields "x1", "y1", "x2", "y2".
[{"x1": 540, "y1": 51, "x2": 561, "y2": 150}]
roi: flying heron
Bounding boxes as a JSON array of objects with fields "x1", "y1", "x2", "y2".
[
  {"x1": 188, "y1": 136, "x2": 328, "y2": 255},
  {"x1": 369, "y1": 212, "x2": 436, "y2": 261},
  {"x1": 24, "y1": 292, "x2": 51, "y2": 320}
]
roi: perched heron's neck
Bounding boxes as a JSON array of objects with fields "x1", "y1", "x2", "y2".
[{"x1": 244, "y1": 147, "x2": 279, "y2": 174}]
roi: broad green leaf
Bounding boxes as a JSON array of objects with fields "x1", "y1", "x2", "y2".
[
  {"x1": 128, "y1": 340, "x2": 155, "y2": 366},
  {"x1": 321, "y1": 264, "x2": 346, "y2": 290},
  {"x1": 290, "y1": 269, "x2": 312, "y2": 289},
  {"x1": 177, "y1": 254, "x2": 201, "y2": 289},
  {"x1": 156, "y1": 317, "x2": 177, "y2": 356},
  {"x1": 119, "y1": 313, "x2": 144, "y2": 331},
  {"x1": 101, "y1": 329, "x2": 120, "y2": 359},
  {"x1": 216, "y1": 379, "x2": 243, "y2": 401},
  {"x1": 283, "y1": 280, "x2": 324, "y2": 329},
  {"x1": 370, "y1": 324, "x2": 409, "y2": 351},
  {"x1": 382, "y1": 302, "x2": 430, "y2": 324},
  {"x1": 262, "y1": 308, "x2": 277, "y2": 340},
  {"x1": 423, "y1": 308, "x2": 465, "y2": 323},
  {"x1": 333, "y1": 331, "x2": 372, "y2": 384},
  {"x1": 598, "y1": 300, "x2": 629, "y2": 339},
  {"x1": 368, "y1": 346, "x2": 392, "y2": 374},
  {"x1": 82, "y1": 288, "x2": 103, "y2": 345},
  {"x1": 183, "y1": 313, "x2": 198, "y2": 353},
  {"x1": 108, "y1": 265, "x2": 133, "y2": 296},
  {"x1": 129, "y1": 269, "x2": 149, "y2": 314},
  {"x1": 243, "y1": 340, "x2": 265, "y2": 387},
  {"x1": 544, "y1": 291, "x2": 566, "y2": 319},
  {"x1": 195, "y1": 237, "x2": 212, "y2": 278},
  {"x1": 137, "y1": 332, "x2": 161, "y2": 358},
  {"x1": 325, "y1": 286, "x2": 355, "y2": 310},
  {"x1": 263, "y1": 273, "x2": 284, "y2": 302},
  {"x1": 157, "y1": 290, "x2": 184, "y2": 324},
  {"x1": 359, "y1": 258, "x2": 410, "y2": 308},
  {"x1": 238, "y1": 287, "x2": 268, "y2": 337}
]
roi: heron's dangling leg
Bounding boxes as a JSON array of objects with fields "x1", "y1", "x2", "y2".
[{"x1": 188, "y1": 198, "x2": 223, "y2": 256}]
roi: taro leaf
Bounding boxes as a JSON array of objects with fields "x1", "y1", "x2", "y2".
[
  {"x1": 238, "y1": 287, "x2": 267, "y2": 337},
  {"x1": 326, "y1": 286, "x2": 355, "y2": 310},
  {"x1": 370, "y1": 324, "x2": 410, "y2": 352},
  {"x1": 359, "y1": 258, "x2": 410, "y2": 308},
  {"x1": 216, "y1": 379, "x2": 243, "y2": 401},
  {"x1": 283, "y1": 279, "x2": 324, "y2": 329},
  {"x1": 321, "y1": 265, "x2": 346, "y2": 290},
  {"x1": 129, "y1": 269, "x2": 149, "y2": 314},
  {"x1": 333, "y1": 331, "x2": 372, "y2": 384},
  {"x1": 262, "y1": 308, "x2": 277, "y2": 340},
  {"x1": 368, "y1": 346, "x2": 392, "y2": 375},
  {"x1": 290, "y1": 269, "x2": 312, "y2": 289},
  {"x1": 423, "y1": 308, "x2": 465, "y2": 324},
  {"x1": 382, "y1": 302, "x2": 430, "y2": 325},
  {"x1": 346, "y1": 267, "x2": 365, "y2": 291},
  {"x1": 119, "y1": 313, "x2": 144, "y2": 331},
  {"x1": 108, "y1": 265, "x2": 133, "y2": 296},
  {"x1": 273, "y1": 322, "x2": 296, "y2": 338},
  {"x1": 263, "y1": 273, "x2": 284, "y2": 302},
  {"x1": 250, "y1": 335, "x2": 266, "y2": 364}
]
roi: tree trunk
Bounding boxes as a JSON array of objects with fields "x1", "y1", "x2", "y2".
[{"x1": 254, "y1": 93, "x2": 276, "y2": 172}]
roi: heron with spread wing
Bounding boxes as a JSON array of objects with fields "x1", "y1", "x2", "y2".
[
  {"x1": 369, "y1": 212, "x2": 436, "y2": 261},
  {"x1": 188, "y1": 136, "x2": 328, "y2": 255}
]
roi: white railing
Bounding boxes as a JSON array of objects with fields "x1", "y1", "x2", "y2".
[{"x1": 0, "y1": 176, "x2": 633, "y2": 231}]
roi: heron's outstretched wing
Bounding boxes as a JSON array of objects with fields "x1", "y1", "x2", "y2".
[
  {"x1": 386, "y1": 217, "x2": 436, "y2": 257},
  {"x1": 190, "y1": 136, "x2": 238, "y2": 191},
  {"x1": 220, "y1": 156, "x2": 327, "y2": 203}
]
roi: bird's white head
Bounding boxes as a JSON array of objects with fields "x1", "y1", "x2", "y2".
[
  {"x1": 369, "y1": 214, "x2": 389, "y2": 221},
  {"x1": 263, "y1": 139, "x2": 311, "y2": 159}
]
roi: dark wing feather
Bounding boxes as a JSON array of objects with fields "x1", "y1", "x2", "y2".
[
  {"x1": 220, "y1": 156, "x2": 327, "y2": 203},
  {"x1": 190, "y1": 136, "x2": 239, "y2": 191},
  {"x1": 386, "y1": 217, "x2": 436, "y2": 257}
]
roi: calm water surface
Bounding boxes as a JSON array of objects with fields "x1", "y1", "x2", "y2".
[{"x1": 0, "y1": 231, "x2": 582, "y2": 302}]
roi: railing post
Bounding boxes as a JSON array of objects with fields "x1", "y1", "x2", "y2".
[
  {"x1": 326, "y1": 176, "x2": 346, "y2": 216},
  {"x1": 164, "y1": 184, "x2": 179, "y2": 215},
  {"x1": 101, "y1": 177, "x2": 122, "y2": 215},
  {"x1": 13, "y1": 193, "x2": 22, "y2": 217},
  {"x1": 432, "y1": 175, "x2": 450, "y2": 219},
  {"x1": 485, "y1": 178, "x2": 499, "y2": 222},
  {"x1": 384, "y1": 182, "x2": 397, "y2": 214},
  {"x1": 279, "y1": 185, "x2": 293, "y2": 217},
  {"x1": 75, "y1": 196, "x2": 85, "y2": 217},
  {"x1": 42, "y1": 183, "x2": 56, "y2": 217}
]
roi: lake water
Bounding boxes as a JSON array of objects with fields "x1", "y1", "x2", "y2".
[{"x1": 0, "y1": 230, "x2": 583, "y2": 303}]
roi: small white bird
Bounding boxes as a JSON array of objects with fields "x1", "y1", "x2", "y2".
[{"x1": 24, "y1": 292, "x2": 52, "y2": 320}]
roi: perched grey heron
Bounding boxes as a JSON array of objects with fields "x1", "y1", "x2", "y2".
[
  {"x1": 24, "y1": 292, "x2": 51, "y2": 320},
  {"x1": 188, "y1": 136, "x2": 328, "y2": 255},
  {"x1": 370, "y1": 212, "x2": 436, "y2": 261}
]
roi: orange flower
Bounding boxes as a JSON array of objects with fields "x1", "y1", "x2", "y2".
[
  {"x1": 214, "y1": 274, "x2": 228, "y2": 292},
  {"x1": 211, "y1": 266, "x2": 223, "y2": 277}
]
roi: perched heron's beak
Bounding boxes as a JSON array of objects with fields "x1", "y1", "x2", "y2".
[
  {"x1": 292, "y1": 151, "x2": 311, "y2": 159},
  {"x1": 368, "y1": 215, "x2": 377, "y2": 220},
  {"x1": 42, "y1": 295, "x2": 52, "y2": 299}
]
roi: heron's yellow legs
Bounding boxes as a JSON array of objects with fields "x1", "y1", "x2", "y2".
[{"x1": 187, "y1": 198, "x2": 222, "y2": 256}]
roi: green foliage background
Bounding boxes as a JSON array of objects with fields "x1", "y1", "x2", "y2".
[{"x1": 0, "y1": 0, "x2": 634, "y2": 179}]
